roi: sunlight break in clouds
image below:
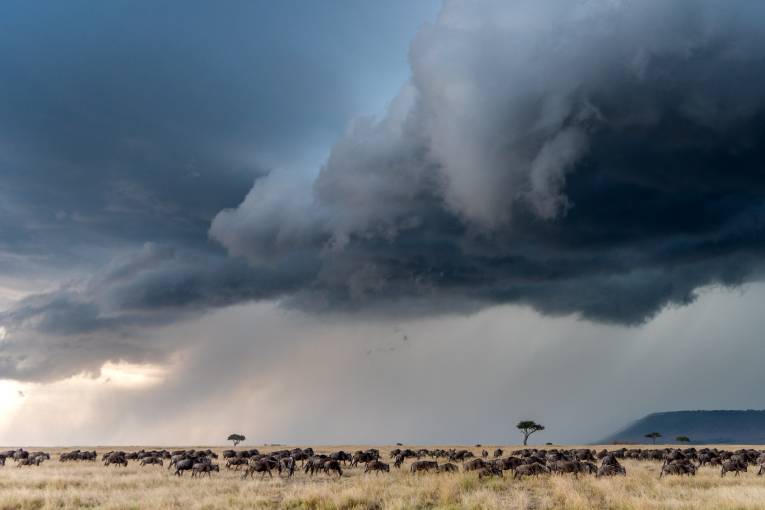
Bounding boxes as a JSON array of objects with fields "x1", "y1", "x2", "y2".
[{"x1": 99, "y1": 361, "x2": 166, "y2": 388}]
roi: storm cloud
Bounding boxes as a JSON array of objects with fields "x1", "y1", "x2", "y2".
[
  {"x1": 211, "y1": 0, "x2": 765, "y2": 322},
  {"x1": 4, "y1": 0, "x2": 765, "y2": 384},
  {"x1": 0, "y1": 0, "x2": 436, "y2": 380}
]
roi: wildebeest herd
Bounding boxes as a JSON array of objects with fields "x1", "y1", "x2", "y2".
[{"x1": 2, "y1": 446, "x2": 765, "y2": 480}]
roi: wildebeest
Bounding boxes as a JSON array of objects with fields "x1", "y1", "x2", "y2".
[
  {"x1": 433, "y1": 463, "x2": 455, "y2": 473},
  {"x1": 462, "y1": 458, "x2": 486, "y2": 472},
  {"x1": 513, "y1": 462, "x2": 550, "y2": 479},
  {"x1": 364, "y1": 460, "x2": 390, "y2": 474},
  {"x1": 721, "y1": 460, "x2": 747, "y2": 477},
  {"x1": 478, "y1": 464, "x2": 503, "y2": 479},
  {"x1": 104, "y1": 453, "x2": 128, "y2": 467},
  {"x1": 243, "y1": 459, "x2": 273, "y2": 479},
  {"x1": 226, "y1": 457, "x2": 249, "y2": 470},
  {"x1": 16, "y1": 456, "x2": 46, "y2": 467},
  {"x1": 493, "y1": 449, "x2": 503, "y2": 458},
  {"x1": 548, "y1": 460, "x2": 591, "y2": 477},
  {"x1": 304, "y1": 456, "x2": 329, "y2": 476},
  {"x1": 331, "y1": 451, "x2": 352, "y2": 466},
  {"x1": 597, "y1": 464, "x2": 626, "y2": 477},
  {"x1": 174, "y1": 459, "x2": 195, "y2": 476},
  {"x1": 660, "y1": 461, "x2": 696, "y2": 478},
  {"x1": 410, "y1": 460, "x2": 439, "y2": 473},
  {"x1": 323, "y1": 460, "x2": 343, "y2": 477},
  {"x1": 278, "y1": 457, "x2": 296, "y2": 478},
  {"x1": 140, "y1": 456, "x2": 163, "y2": 467},
  {"x1": 497, "y1": 456, "x2": 524, "y2": 472},
  {"x1": 192, "y1": 462, "x2": 220, "y2": 478},
  {"x1": 351, "y1": 450, "x2": 376, "y2": 467}
]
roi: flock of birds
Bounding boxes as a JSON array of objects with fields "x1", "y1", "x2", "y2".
[{"x1": 2, "y1": 446, "x2": 764, "y2": 480}]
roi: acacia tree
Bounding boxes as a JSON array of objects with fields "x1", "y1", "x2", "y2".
[
  {"x1": 516, "y1": 420, "x2": 545, "y2": 446},
  {"x1": 644, "y1": 432, "x2": 662, "y2": 445},
  {"x1": 227, "y1": 433, "x2": 245, "y2": 447},
  {"x1": 676, "y1": 436, "x2": 690, "y2": 444}
]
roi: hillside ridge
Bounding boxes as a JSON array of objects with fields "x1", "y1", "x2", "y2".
[{"x1": 603, "y1": 409, "x2": 765, "y2": 444}]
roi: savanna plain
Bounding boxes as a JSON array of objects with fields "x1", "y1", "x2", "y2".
[{"x1": 3, "y1": 444, "x2": 765, "y2": 510}]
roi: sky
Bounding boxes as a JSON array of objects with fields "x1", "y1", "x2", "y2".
[{"x1": 3, "y1": 0, "x2": 765, "y2": 446}]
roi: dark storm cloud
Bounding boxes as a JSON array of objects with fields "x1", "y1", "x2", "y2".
[
  {"x1": 0, "y1": 242, "x2": 317, "y2": 381},
  {"x1": 6, "y1": 0, "x2": 765, "y2": 381},
  {"x1": 0, "y1": 0, "x2": 433, "y2": 269},
  {"x1": 0, "y1": 0, "x2": 438, "y2": 379},
  {"x1": 211, "y1": 0, "x2": 765, "y2": 324}
]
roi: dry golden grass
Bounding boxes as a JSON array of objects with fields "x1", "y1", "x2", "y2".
[{"x1": 2, "y1": 445, "x2": 765, "y2": 509}]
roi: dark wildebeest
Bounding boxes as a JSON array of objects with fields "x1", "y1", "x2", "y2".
[
  {"x1": 351, "y1": 451, "x2": 375, "y2": 467},
  {"x1": 304, "y1": 456, "x2": 328, "y2": 476},
  {"x1": 292, "y1": 450, "x2": 309, "y2": 466},
  {"x1": 168, "y1": 454, "x2": 187, "y2": 470},
  {"x1": 463, "y1": 458, "x2": 486, "y2": 472},
  {"x1": 478, "y1": 465, "x2": 503, "y2": 479},
  {"x1": 597, "y1": 464, "x2": 626, "y2": 477},
  {"x1": 192, "y1": 463, "x2": 219, "y2": 478},
  {"x1": 439, "y1": 463, "x2": 459, "y2": 473},
  {"x1": 497, "y1": 456, "x2": 524, "y2": 472},
  {"x1": 721, "y1": 460, "x2": 747, "y2": 477},
  {"x1": 660, "y1": 461, "x2": 696, "y2": 478},
  {"x1": 697, "y1": 452, "x2": 720, "y2": 467},
  {"x1": 174, "y1": 459, "x2": 195, "y2": 476},
  {"x1": 574, "y1": 449, "x2": 595, "y2": 462},
  {"x1": 242, "y1": 459, "x2": 272, "y2": 479},
  {"x1": 364, "y1": 460, "x2": 390, "y2": 474},
  {"x1": 549, "y1": 460, "x2": 588, "y2": 477},
  {"x1": 410, "y1": 460, "x2": 439, "y2": 474},
  {"x1": 579, "y1": 462, "x2": 597, "y2": 475},
  {"x1": 104, "y1": 453, "x2": 128, "y2": 467},
  {"x1": 140, "y1": 456, "x2": 163, "y2": 467},
  {"x1": 493, "y1": 449, "x2": 503, "y2": 458},
  {"x1": 226, "y1": 457, "x2": 249, "y2": 470},
  {"x1": 513, "y1": 463, "x2": 550, "y2": 479},
  {"x1": 332, "y1": 451, "x2": 352, "y2": 466},
  {"x1": 600, "y1": 454, "x2": 621, "y2": 467},
  {"x1": 323, "y1": 459, "x2": 343, "y2": 477},
  {"x1": 16, "y1": 457, "x2": 45, "y2": 467}
]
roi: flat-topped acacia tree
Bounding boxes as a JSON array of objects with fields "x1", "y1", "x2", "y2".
[
  {"x1": 227, "y1": 433, "x2": 245, "y2": 447},
  {"x1": 645, "y1": 432, "x2": 662, "y2": 444},
  {"x1": 516, "y1": 420, "x2": 545, "y2": 446}
]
